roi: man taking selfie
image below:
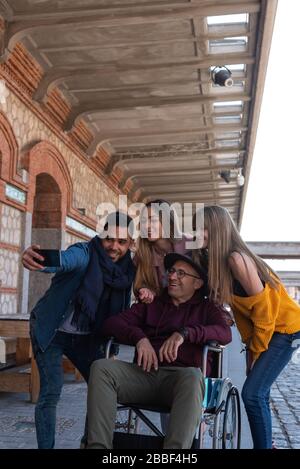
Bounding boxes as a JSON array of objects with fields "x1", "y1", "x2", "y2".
[{"x1": 22, "y1": 212, "x2": 135, "y2": 449}]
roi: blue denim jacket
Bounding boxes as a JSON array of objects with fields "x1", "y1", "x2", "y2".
[{"x1": 30, "y1": 242, "x2": 131, "y2": 352}]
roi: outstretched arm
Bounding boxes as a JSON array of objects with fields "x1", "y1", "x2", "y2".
[{"x1": 22, "y1": 242, "x2": 89, "y2": 274}]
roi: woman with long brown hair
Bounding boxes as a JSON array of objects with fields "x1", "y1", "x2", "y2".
[
  {"x1": 192, "y1": 204, "x2": 300, "y2": 449},
  {"x1": 134, "y1": 199, "x2": 190, "y2": 303}
]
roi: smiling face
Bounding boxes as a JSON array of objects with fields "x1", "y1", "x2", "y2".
[
  {"x1": 140, "y1": 206, "x2": 163, "y2": 242},
  {"x1": 194, "y1": 228, "x2": 209, "y2": 249},
  {"x1": 167, "y1": 260, "x2": 203, "y2": 304},
  {"x1": 101, "y1": 225, "x2": 132, "y2": 262}
]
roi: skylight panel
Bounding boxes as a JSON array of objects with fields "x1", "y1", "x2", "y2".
[{"x1": 207, "y1": 14, "x2": 249, "y2": 25}]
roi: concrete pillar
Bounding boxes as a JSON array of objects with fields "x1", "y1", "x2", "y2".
[{"x1": 19, "y1": 211, "x2": 32, "y2": 315}]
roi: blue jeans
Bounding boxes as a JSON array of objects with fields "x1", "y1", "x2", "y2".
[
  {"x1": 33, "y1": 331, "x2": 104, "y2": 449},
  {"x1": 242, "y1": 330, "x2": 300, "y2": 449}
]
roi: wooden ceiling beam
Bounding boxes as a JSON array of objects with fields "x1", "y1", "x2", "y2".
[
  {"x1": 112, "y1": 135, "x2": 245, "y2": 148},
  {"x1": 141, "y1": 194, "x2": 240, "y2": 204},
  {"x1": 113, "y1": 159, "x2": 240, "y2": 178},
  {"x1": 32, "y1": 54, "x2": 254, "y2": 102},
  {"x1": 101, "y1": 124, "x2": 247, "y2": 141},
  {"x1": 105, "y1": 147, "x2": 244, "y2": 168},
  {"x1": 64, "y1": 94, "x2": 250, "y2": 131},
  {"x1": 89, "y1": 108, "x2": 247, "y2": 125},
  {"x1": 120, "y1": 163, "x2": 242, "y2": 189},
  {"x1": 141, "y1": 185, "x2": 241, "y2": 195},
  {"x1": 114, "y1": 146, "x2": 244, "y2": 157},
  {"x1": 9, "y1": 1, "x2": 260, "y2": 23},
  {"x1": 69, "y1": 76, "x2": 247, "y2": 96},
  {"x1": 38, "y1": 28, "x2": 251, "y2": 53},
  {"x1": 1, "y1": 2, "x2": 260, "y2": 58}
]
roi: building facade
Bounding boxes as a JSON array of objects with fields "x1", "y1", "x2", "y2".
[{"x1": 0, "y1": 68, "x2": 122, "y2": 317}]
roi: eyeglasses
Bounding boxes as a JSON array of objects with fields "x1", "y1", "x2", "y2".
[{"x1": 167, "y1": 267, "x2": 201, "y2": 280}]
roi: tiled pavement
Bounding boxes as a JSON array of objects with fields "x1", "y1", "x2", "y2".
[
  {"x1": 0, "y1": 343, "x2": 299, "y2": 449},
  {"x1": 0, "y1": 376, "x2": 87, "y2": 449},
  {"x1": 270, "y1": 360, "x2": 300, "y2": 449}
]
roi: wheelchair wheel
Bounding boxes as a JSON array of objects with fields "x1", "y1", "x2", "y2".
[
  {"x1": 222, "y1": 386, "x2": 241, "y2": 449},
  {"x1": 211, "y1": 378, "x2": 241, "y2": 449},
  {"x1": 211, "y1": 378, "x2": 232, "y2": 448}
]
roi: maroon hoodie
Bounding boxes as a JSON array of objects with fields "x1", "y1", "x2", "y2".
[{"x1": 102, "y1": 288, "x2": 232, "y2": 376}]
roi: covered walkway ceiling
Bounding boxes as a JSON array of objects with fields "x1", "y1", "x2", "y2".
[{"x1": 0, "y1": 0, "x2": 277, "y2": 225}]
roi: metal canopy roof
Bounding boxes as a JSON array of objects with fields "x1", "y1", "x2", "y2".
[{"x1": 0, "y1": 0, "x2": 278, "y2": 225}]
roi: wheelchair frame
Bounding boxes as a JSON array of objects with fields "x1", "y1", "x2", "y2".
[{"x1": 106, "y1": 339, "x2": 241, "y2": 449}]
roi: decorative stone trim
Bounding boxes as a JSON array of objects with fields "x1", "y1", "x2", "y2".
[
  {"x1": 0, "y1": 110, "x2": 25, "y2": 189},
  {"x1": 0, "y1": 193, "x2": 26, "y2": 212},
  {"x1": 4, "y1": 43, "x2": 43, "y2": 97},
  {"x1": 91, "y1": 146, "x2": 111, "y2": 171},
  {"x1": 70, "y1": 120, "x2": 94, "y2": 152},
  {"x1": 45, "y1": 88, "x2": 71, "y2": 126},
  {"x1": 65, "y1": 228, "x2": 90, "y2": 243},
  {"x1": 0, "y1": 242, "x2": 20, "y2": 253},
  {"x1": 110, "y1": 167, "x2": 123, "y2": 186},
  {"x1": 66, "y1": 216, "x2": 97, "y2": 239},
  {"x1": 122, "y1": 179, "x2": 134, "y2": 195},
  {"x1": 0, "y1": 287, "x2": 18, "y2": 294},
  {"x1": 5, "y1": 183, "x2": 26, "y2": 204}
]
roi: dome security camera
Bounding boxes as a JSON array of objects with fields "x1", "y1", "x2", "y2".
[
  {"x1": 219, "y1": 170, "x2": 231, "y2": 184},
  {"x1": 211, "y1": 66, "x2": 234, "y2": 87}
]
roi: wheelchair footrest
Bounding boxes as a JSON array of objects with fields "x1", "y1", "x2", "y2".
[
  {"x1": 113, "y1": 432, "x2": 163, "y2": 449},
  {"x1": 113, "y1": 432, "x2": 200, "y2": 449}
]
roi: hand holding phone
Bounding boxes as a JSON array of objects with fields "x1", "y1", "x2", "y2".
[
  {"x1": 22, "y1": 245, "x2": 61, "y2": 270},
  {"x1": 35, "y1": 249, "x2": 61, "y2": 267}
]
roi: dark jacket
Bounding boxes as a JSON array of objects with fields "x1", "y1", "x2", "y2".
[
  {"x1": 30, "y1": 242, "x2": 132, "y2": 353},
  {"x1": 102, "y1": 288, "x2": 232, "y2": 376}
]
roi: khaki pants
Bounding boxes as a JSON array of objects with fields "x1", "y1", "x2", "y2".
[{"x1": 87, "y1": 359, "x2": 205, "y2": 449}]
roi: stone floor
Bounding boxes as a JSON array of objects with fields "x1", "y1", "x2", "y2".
[
  {"x1": 0, "y1": 344, "x2": 299, "y2": 449},
  {"x1": 270, "y1": 360, "x2": 300, "y2": 449}
]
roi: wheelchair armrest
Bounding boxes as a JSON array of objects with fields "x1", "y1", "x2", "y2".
[
  {"x1": 206, "y1": 340, "x2": 219, "y2": 347},
  {"x1": 105, "y1": 337, "x2": 115, "y2": 359},
  {"x1": 202, "y1": 342, "x2": 225, "y2": 378},
  {"x1": 204, "y1": 341, "x2": 224, "y2": 354}
]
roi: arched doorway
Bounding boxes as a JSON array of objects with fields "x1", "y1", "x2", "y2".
[{"x1": 28, "y1": 173, "x2": 63, "y2": 312}]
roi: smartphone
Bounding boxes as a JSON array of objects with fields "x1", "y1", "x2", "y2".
[{"x1": 35, "y1": 249, "x2": 61, "y2": 267}]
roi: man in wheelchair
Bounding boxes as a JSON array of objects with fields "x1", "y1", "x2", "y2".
[{"x1": 87, "y1": 253, "x2": 232, "y2": 449}]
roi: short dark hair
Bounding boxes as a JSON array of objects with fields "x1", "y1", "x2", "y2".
[{"x1": 103, "y1": 211, "x2": 133, "y2": 232}]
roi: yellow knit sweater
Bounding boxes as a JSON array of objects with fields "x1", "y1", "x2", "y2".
[{"x1": 231, "y1": 282, "x2": 300, "y2": 361}]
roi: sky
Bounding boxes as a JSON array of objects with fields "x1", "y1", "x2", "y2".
[{"x1": 240, "y1": 0, "x2": 300, "y2": 271}]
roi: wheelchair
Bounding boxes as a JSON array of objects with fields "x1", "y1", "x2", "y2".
[{"x1": 105, "y1": 339, "x2": 241, "y2": 449}]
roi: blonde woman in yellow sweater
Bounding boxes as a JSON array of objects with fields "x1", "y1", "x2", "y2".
[{"x1": 192, "y1": 205, "x2": 300, "y2": 449}]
